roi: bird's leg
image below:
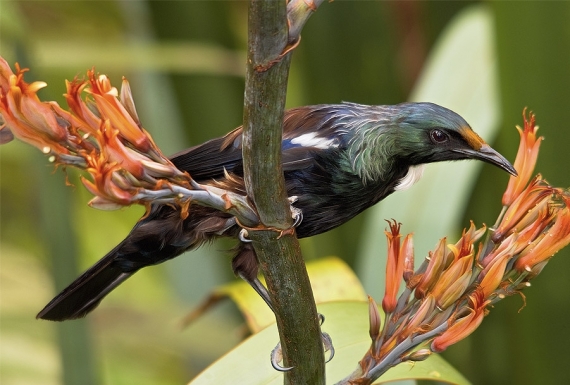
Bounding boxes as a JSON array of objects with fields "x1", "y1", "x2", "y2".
[
  {"x1": 232, "y1": 239, "x2": 334, "y2": 372},
  {"x1": 238, "y1": 272, "x2": 275, "y2": 313}
]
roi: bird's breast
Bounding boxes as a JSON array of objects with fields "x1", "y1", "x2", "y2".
[{"x1": 289, "y1": 164, "x2": 407, "y2": 238}]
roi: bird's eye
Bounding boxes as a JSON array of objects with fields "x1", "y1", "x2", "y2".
[{"x1": 430, "y1": 129, "x2": 449, "y2": 144}]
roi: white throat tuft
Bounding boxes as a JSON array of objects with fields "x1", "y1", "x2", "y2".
[{"x1": 395, "y1": 165, "x2": 425, "y2": 191}]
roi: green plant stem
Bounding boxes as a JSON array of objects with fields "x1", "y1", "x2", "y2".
[{"x1": 242, "y1": 0, "x2": 325, "y2": 384}]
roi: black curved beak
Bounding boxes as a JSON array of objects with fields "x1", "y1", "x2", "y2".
[{"x1": 453, "y1": 144, "x2": 517, "y2": 176}]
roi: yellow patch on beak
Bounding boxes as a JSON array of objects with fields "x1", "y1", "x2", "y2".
[{"x1": 460, "y1": 127, "x2": 486, "y2": 150}]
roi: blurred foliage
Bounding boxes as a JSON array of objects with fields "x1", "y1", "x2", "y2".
[{"x1": 1, "y1": 1, "x2": 570, "y2": 385}]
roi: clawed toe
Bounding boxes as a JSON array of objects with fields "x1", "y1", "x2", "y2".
[
  {"x1": 318, "y1": 313, "x2": 335, "y2": 362},
  {"x1": 292, "y1": 209, "x2": 303, "y2": 228},
  {"x1": 271, "y1": 342, "x2": 294, "y2": 372},
  {"x1": 238, "y1": 228, "x2": 252, "y2": 243},
  {"x1": 269, "y1": 315, "x2": 335, "y2": 371},
  {"x1": 288, "y1": 196, "x2": 303, "y2": 228},
  {"x1": 322, "y1": 331, "x2": 335, "y2": 363}
]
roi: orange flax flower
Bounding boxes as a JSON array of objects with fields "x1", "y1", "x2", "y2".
[
  {"x1": 120, "y1": 77, "x2": 141, "y2": 126},
  {"x1": 382, "y1": 220, "x2": 404, "y2": 313},
  {"x1": 515, "y1": 196, "x2": 570, "y2": 272},
  {"x1": 81, "y1": 149, "x2": 135, "y2": 208},
  {"x1": 508, "y1": 192, "x2": 553, "y2": 240},
  {"x1": 49, "y1": 103, "x2": 98, "y2": 154},
  {"x1": 502, "y1": 109, "x2": 543, "y2": 206},
  {"x1": 98, "y1": 120, "x2": 146, "y2": 180},
  {"x1": 0, "y1": 59, "x2": 69, "y2": 154},
  {"x1": 493, "y1": 176, "x2": 553, "y2": 242},
  {"x1": 511, "y1": 208, "x2": 554, "y2": 256},
  {"x1": 431, "y1": 290, "x2": 489, "y2": 353},
  {"x1": 352, "y1": 110, "x2": 570, "y2": 385},
  {"x1": 400, "y1": 295, "x2": 435, "y2": 337},
  {"x1": 0, "y1": 59, "x2": 193, "y2": 212},
  {"x1": 414, "y1": 238, "x2": 450, "y2": 299},
  {"x1": 478, "y1": 239, "x2": 516, "y2": 298},
  {"x1": 64, "y1": 78, "x2": 102, "y2": 134},
  {"x1": 480, "y1": 232, "x2": 517, "y2": 268},
  {"x1": 368, "y1": 296, "x2": 381, "y2": 341},
  {"x1": 451, "y1": 221, "x2": 486, "y2": 259},
  {"x1": 87, "y1": 71, "x2": 151, "y2": 153},
  {"x1": 431, "y1": 254, "x2": 473, "y2": 310},
  {"x1": 401, "y1": 234, "x2": 415, "y2": 284}
]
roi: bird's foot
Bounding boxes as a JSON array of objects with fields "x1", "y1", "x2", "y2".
[
  {"x1": 240, "y1": 276, "x2": 335, "y2": 370},
  {"x1": 236, "y1": 200, "x2": 303, "y2": 241},
  {"x1": 289, "y1": 196, "x2": 303, "y2": 228},
  {"x1": 270, "y1": 313, "x2": 335, "y2": 371},
  {"x1": 282, "y1": 195, "x2": 303, "y2": 231},
  {"x1": 238, "y1": 228, "x2": 252, "y2": 243}
]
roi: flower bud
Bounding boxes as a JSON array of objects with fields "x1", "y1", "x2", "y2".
[
  {"x1": 404, "y1": 349, "x2": 432, "y2": 362},
  {"x1": 368, "y1": 296, "x2": 381, "y2": 341},
  {"x1": 415, "y1": 238, "x2": 448, "y2": 299}
]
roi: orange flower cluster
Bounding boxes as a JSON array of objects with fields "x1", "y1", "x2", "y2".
[
  {"x1": 0, "y1": 58, "x2": 189, "y2": 210},
  {"x1": 353, "y1": 110, "x2": 570, "y2": 384}
]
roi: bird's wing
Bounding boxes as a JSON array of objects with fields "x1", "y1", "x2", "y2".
[
  {"x1": 280, "y1": 105, "x2": 346, "y2": 170},
  {"x1": 169, "y1": 128, "x2": 244, "y2": 181},
  {"x1": 169, "y1": 105, "x2": 346, "y2": 180}
]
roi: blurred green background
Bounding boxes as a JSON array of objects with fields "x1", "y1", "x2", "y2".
[{"x1": 1, "y1": 1, "x2": 570, "y2": 384}]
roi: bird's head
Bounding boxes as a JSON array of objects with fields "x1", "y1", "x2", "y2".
[{"x1": 389, "y1": 102, "x2": 517, "y2": 176}]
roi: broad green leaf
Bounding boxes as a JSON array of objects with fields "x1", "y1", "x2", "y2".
[
  {"x1": 188, "y1": 302, "x2": 470, "y2": 385},
  {"x1": 182, "y1": 257, "x2": 366, "y2": 333}
]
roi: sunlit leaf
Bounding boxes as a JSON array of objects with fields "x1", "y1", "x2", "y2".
[
  {"x1": 182, "y1": 257, "x2": 366, "y2": 333},
  {"x1": 188, "y1": 302, "x2": 470, "y2": 385}
]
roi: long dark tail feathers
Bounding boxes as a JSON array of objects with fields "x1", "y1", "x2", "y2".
[
  {"x1": 37, "y1": 252, "x2": 133, "y2": 321},
  {"x1": 36, "y1": 201, "x2": 227, "y2": 321}
]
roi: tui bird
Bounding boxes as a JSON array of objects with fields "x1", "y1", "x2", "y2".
[{"x1": 37, "y1": 102, "x2": 516, "y2": 321}]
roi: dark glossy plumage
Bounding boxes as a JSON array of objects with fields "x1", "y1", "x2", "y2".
[{"x1": 37, "y1": 102, "x2": 516, "y2": 321}]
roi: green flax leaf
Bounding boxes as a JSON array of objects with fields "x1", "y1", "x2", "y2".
[
  {"x1": 183, "y1": 257, "x2": 366, "y2": 333},
  {"x1": 188, "y1": 302, "x2": 470, "y2": 385}
]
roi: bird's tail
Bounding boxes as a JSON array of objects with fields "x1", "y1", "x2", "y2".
[
  {"x1": 37, "y1": 245, "x2": 132, "y2": 321},
  {"x1": 37, "y1": 203, "x2": 233, "y2": 321}
]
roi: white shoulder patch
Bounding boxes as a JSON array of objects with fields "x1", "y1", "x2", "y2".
[
  {"x1": 395, "y1": 164, "x2": 425, "y2": 191},
  {"x1": 290, "y1": 132, "x2": 339, "y2": 149}
]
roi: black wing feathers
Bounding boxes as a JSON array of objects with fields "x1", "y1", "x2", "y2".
[
  {"x1": 169, "y1": 136, "x2": 243, "y2": 181},
  {"x1": 168, "y1": 106, "x2": 341, "y2": 180}
]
